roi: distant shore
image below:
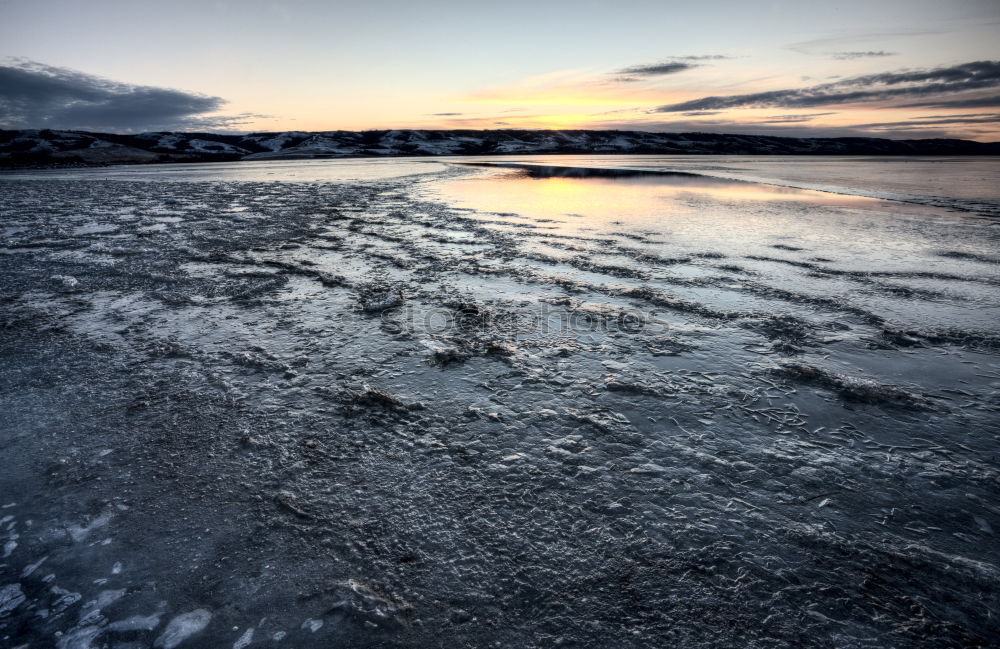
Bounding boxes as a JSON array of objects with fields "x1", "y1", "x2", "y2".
[{"x1": 2, "y1": 128, "x2": 999, "y2": 168}]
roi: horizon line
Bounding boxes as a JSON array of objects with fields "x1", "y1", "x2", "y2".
[{"x1": 2, "y1": 126, "x2": 997, "y2": 144}]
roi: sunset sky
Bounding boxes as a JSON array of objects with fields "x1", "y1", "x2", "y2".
[{"x1": 1, "y1": 0, "x2": 998, "y2": 139}]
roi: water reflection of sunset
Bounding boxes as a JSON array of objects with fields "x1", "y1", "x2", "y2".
[
  {"x1": 437, "y1": 168, "x2": 880, "y2": 225},
  {"x1": 427, "y1": 165, "x2": 961, "y2": 270}
]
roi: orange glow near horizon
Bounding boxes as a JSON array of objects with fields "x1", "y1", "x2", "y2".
[
  {"x1": 219, "y1": 69, "x2": 1000, "y2": 139},
  {"x1": 2, "y1": 1, "x2": 997, "y2": 139}
]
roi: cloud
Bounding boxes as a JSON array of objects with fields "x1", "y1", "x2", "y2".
[
  {"x1": 615, "y1": 61, "x2": 696, "y2": 77},
  {"x1": 830, "y1": 51, "x2": 896, "y2": 60},
  {"x1": 787, "y1": 30, "x2": 941, "y2": 56},
  {"x1": 590, "y1": 116, "x2": 981, "y2": 140},
  {"x1": 897, "y1": 95, "x2": 1000, "y2": 109},
  {"x1": 760, "y1": 112, "x2": 836, "y2": 123},
  {"x1": 912, "y1": 113, "x2": 1000, "y2": 119},
  {"x1": 430, "y1": 112, "x2": 464, "y2": 116},
  {"x1": 654, "y1": 60, "x2": 1000, "y2": 112},
  {"x1": 591, "y1": 117, "x2": 878, "y2": 138},
  {"x1": 850, "y1": 114, "x2": 1000, "y2": 129},
  {"x1": 0, "y1": 59, "x2": 253, "y2": 131},
  {"x1": 673, "y1": 55, "x2": 733, "y2": 61},
  {"x1": 432, "y1": 114, "x2": 548, "y2": 128},
  {"x1": 613, "y1": 55, "x2": 730, "y2": 81}
]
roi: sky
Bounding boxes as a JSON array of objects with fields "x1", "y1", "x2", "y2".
[{"x1": 1, "y1": 0, "x2": 999, "y2": 140}]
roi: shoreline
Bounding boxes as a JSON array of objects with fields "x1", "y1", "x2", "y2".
[{"x1": 3, "y1": 128, "x2": 999, "y2": 170}]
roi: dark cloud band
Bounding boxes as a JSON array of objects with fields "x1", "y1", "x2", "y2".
[
  {"x1": 0, "y1": 60, "x2": 237, "y2": 131},
  {"x1": 654, "y1": 60, "x2": 1000, "y2": 112}
]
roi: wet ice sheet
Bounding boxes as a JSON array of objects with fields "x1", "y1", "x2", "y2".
[
  {"x1": 429, "y1": 166, "x2": 1000, "y2": 333},
  {"x1": 449, "y1": 154, "x2": 1000, "y2": 216},
  {"x1": 0, "y1": 157, "x2": 449, "y2": 182},
  {"x1": 1, "y1": 162, "x2": 999, "y2": 648},
  {"x1": 5, "y1": 154, "x2": 998, "y2": 216}
]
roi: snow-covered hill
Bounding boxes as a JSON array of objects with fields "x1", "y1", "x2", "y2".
[{"x1": 2, "y1": 128, "x2": 998, "y2": 166}]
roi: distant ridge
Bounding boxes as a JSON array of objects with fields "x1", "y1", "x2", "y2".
[{"x1": 2, "y1": 128, "x2": 998, "y2": 167}]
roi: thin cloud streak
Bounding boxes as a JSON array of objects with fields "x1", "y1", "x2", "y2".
[
  {"x1": 830, "y1": 51, "x2": 896, "y2": 60},
  {"x1": 616, "y1": 61, "x2": 696, "y2": 77},
  {"x1": 671, "y1": 55, "x2": 734, "y2": 61},
  {"x1": 613, "y1": 55, "x2": 732, "y2": 80},
  {"x1": 850, "y1": 114, "x2": 1000, "y2": 128},
  {"x1": 787, "y1": 30, "x2": 943, "y2": 55},
  {"x1": 592, "y1": 117, "x2": 976, "y2": 140},
  {"x1": 760, "y1": 112, "x2": 837, "y2": 123},
  {"x1": 898, "y1": 95, "x2": 1000, "y2": 109}
]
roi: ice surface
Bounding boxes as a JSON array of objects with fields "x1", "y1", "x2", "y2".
[
  {"x1": 55, "y1": 625, "x2": 102, "y2": 649},
  {"x1": 0, "y1": 583, "x2": 26, "y2": 616},
  {"x1": 232, "y1": 627, "x2": 254, "y2": 649},
  {"x1": 108, "y1": 613, "x2": 162, "y2": 632},
  {"x1": 154, "y1": 609, "x2": 212, "y2": 649},
  {"x1": 301, "y1": 618, "x2": 324, "y2": 632},
  {"x1": 67, "y1": 512, "x2": 112, "y2": 542},
  {"x1": 0, "y1": 158, "x2": 997, "y2": 648},
  {"x1": 449, "y1": 154, "x2": 1000, "y2": 217},
  {"x1": 19, "y1": 556, "x2": 46, "y2": 578}
]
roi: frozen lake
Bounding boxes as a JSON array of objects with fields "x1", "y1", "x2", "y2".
[{"x1": 1, "y1": 156, "x2": 998, "y2": 648}]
